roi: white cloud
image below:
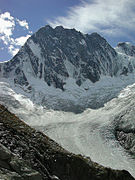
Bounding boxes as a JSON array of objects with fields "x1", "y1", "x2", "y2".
[
  {"x1": 16, "y1": 19, "x2": 29, "y2": 29},
  {"x1": 0, "y1": 35, "x2": 10, "y2": 45},
  {"x1": 48, "y1": 0, "x2": 135, "y2": 39},
  {"x1": 9, "y1": 45, "x2": 19, "y2": 56},
  {"x1": 0, "y1": 12, "x2": 14, "y2": 21},
  {"x1": 15, "y1": 35, "x2": 31, "y2": 46},
  {"x1": 0, "y1": 12, "x2": 15, "y2": 39},
  {"x1": 7, "y1": 34, "x2": 31, "y2": 56},
  {"x1": 0, "y1": 12, "x2": 31, "y2": 57}
]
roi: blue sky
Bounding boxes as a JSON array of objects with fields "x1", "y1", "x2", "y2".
[{"x1": 0, "y1": 0, "x2": 135, "y2": 61}]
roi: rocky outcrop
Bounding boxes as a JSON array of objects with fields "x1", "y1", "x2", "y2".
[
  {"x1": 0, "y1": 104, "x2": 134, "y2": 180},
  {"x1": 115, "y1": 130, "x2": 135, "y2": 157},
  {"x1": 0, "y1": 143, "x2": 42, "y2": 180},
  {"x1": 117, "y1": 42, "x2": 135, "y2": 57},
  {"x1": 114, "y1": 109, "x2": 135, "y2": 158}
]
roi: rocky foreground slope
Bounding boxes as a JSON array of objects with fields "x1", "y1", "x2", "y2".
[{"x1": 0, "y1": 104, "x2": 134, "y2": 180}]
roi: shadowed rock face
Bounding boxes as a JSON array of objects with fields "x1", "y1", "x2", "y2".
[
  {"x1": 115, "y1": 130, "x2": 135, "y2": 157},
  {"x1": 117, "y1": 42, "x2": 135, "y2": 57},
  {"x1": 0, "y1": 143, "x2": 42, "y2": 180},
  {"x1": 0, "y1": 25, "x2": 119, "y2": 91},
  {"x1": 0, "y1": 104, "x2": 134, "y2": 180},
  {"x1": 114, "y1": 115, "x2": 135, "y2": 158},
  {"x1": 113, "y1": 109, "x2": 135, "y2": 159}
]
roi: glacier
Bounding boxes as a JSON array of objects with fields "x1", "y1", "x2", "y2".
[{"x1": 0, "y1": 80, "x2": 135, "y2": 177}]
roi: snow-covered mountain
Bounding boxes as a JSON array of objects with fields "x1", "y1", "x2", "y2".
[
  {"x1": 0, "y1": 25, "x2": 135, "y2": 111},
  {"x1": 0, "y1": 26, "x2": 135, "y2": 178},
  {"x1": 116, "y1": 42, "x2": 135, "y2": 57}
]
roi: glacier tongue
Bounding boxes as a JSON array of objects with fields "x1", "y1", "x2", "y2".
[{"x1": 0, "y1": 81, "x2": 135, "y2": 178}]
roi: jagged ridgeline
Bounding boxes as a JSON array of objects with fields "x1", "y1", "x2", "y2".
[
  {"x1": 1, "y1": 25, "x2": 135, "y2": 112},
  {"x1": 0, "y1": 104, "x2": 134, "y2": 180},
  {"x1": 1, "y1": 25, "x2": 132, "y2": 90}
]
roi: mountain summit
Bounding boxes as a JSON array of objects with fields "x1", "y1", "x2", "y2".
[
  {"x1": 0, "y1": 25, "x2": 135, "y2": 111},
  {"x1": 0, "y1": 25, "x2": 119, "y2": 89}
]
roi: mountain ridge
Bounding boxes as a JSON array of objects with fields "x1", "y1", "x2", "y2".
[
  {"x1": 0, "y1": 25, "x2": 119, "y2": 87},
  {"x1": 0, "y1": 25, "x2": 135, "y2": 112}
]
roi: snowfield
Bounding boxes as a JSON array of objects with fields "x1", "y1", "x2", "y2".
[{"x1": 1, "y1": 71, "x2": 135, "y2": 112}]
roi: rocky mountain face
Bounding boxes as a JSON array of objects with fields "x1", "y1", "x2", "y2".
[
  {"x1": 0, "y1": 143, "x2": 42, "y2": 180},
  {"x1": 1, "y1": 25, "x2": 135, "y2": 112},
  {"x1": 116, "y1": 42, "x2": 135, "y2": 57},
  {"x1": 0, "y1": 104, "x2": 134, "y2": 180},
  {"x1": 115, "y1": 42, "x2": 135, "y2": 75},
  {"x1": 0, "y1": 25, "x2": 132, "y2": 91},
  {"x1": 114, "y1": 110, "x2": 135, "y2": 158},
  {"x1": 115, "y1": 129, "x2": 135, "y2": 157}
]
